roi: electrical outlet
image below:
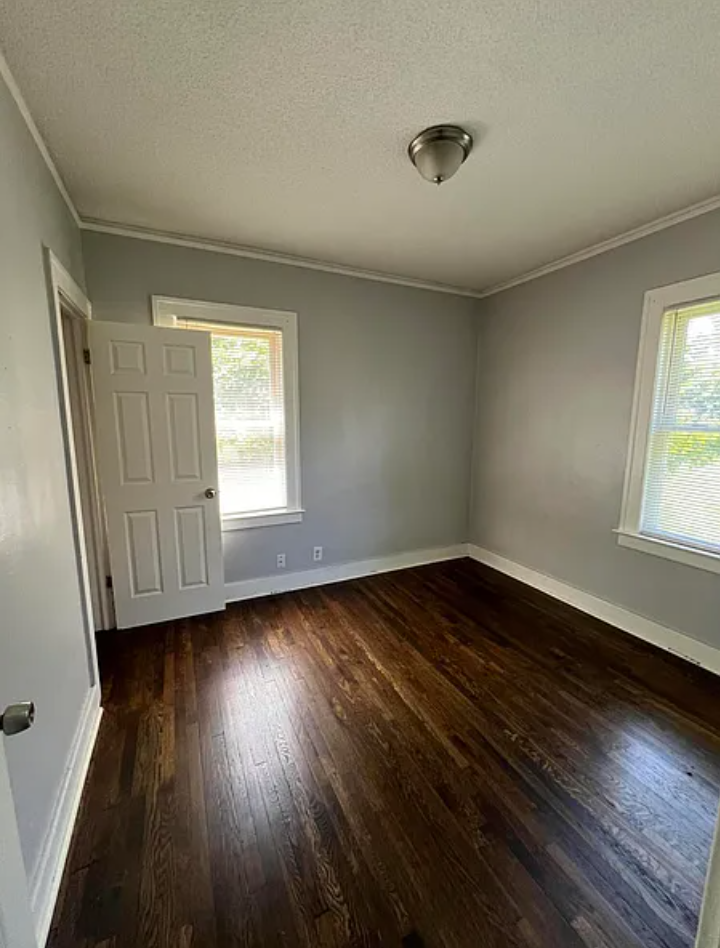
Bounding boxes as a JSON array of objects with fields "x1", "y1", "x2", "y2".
[
  {"x1": 313, "y1": 546, "x2": 323, "y2": 562},
  {"x1": 276, "y1": 553, "x2": 286, "y2": 569}
]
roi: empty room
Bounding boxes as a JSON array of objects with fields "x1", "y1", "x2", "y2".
[{"x1": 1, "y1": 1, "x2": 720, "y2": 946}]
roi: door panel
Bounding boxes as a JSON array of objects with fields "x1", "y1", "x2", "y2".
[
  {"x1": 175, "y1": 506, "x2": 209, "y2": 588},
  {"x1": 115, "y1": 392, "x2": 154, "y2": 483},
  {"x1": 125, "y1": 510, "x2": 163, "y2": 596},
  {"x1": 166, "y1": 393, "x2": 201, "y2": 480},
  {"x1": 90, "y1": 322, "x2": 224, "y2": 628},
  {"x1": 0, "y1": 737, "x2": 36, "y2": 948}
]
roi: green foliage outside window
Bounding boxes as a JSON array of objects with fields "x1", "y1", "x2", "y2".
[
  {"x1": 210, "y1": 332, "x2": 272, "y2": 423},
  {"x1": 217, "y1": 431, "x2": 275, "y2": 467},
  {"x1": 210, "y1": 331, "x2": 279, "y2": 471},
  {"x1": 666, "y1": 432, "x2": 720, "y2": 471},
  {"x1": 664, "y1": 316, "x2": 720, "y2": 471}
]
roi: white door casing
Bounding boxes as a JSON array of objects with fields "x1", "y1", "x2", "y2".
[
  {"x1": 61, "y1": 311, "x2": 107, "y2": 631},
  {"x1": 89, "y1": 321, "x2": 225, "y2": 628},
  {"x1": 696, "y1": 803, "x2": 720, "y2": 948},
  {"x1": 0, "y1": 737, "x2": 36, "y2": 948}
]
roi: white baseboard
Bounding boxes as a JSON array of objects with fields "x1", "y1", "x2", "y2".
[
  {"x1": 225, "y1": 544, "x2": 467, "y2": 603},
  {"x1": 30, "y1": 686, "x2": 102, "y2": 946},
  {"x1": 225, "y1": 539, "x2": 720, "y2": 674},
  {"x1": 467, "y1": 544, "x2": 720, "y2": 677}
]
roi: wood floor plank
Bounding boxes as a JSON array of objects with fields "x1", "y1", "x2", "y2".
[{"x1": 50, "y1": 559, "x2": 720, "y2": 947}]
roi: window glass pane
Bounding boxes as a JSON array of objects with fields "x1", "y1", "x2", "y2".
[
  {"x1": 641, "y1": 300, "x2": 720, "y2": 552},
  {"x1": 207, "y1": 326, "x2": 286, "y2": 515}
]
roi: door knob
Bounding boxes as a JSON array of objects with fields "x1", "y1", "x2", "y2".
[
  {"x1": 1, "y1": 702, "x2": 35, "y2": 737},
  {"x1": 204, "y1": 487, "x2": 217, "y2": 499}
]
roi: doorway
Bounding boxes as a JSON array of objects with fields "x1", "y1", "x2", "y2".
[
  {"x1": 48, "y1": 250, "x2": 112, "y2": 647},
  {"x1": 58, "y1": 305, "x2": 111, "y2": 631}
]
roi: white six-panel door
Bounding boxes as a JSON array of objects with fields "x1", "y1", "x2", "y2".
[{"x1": 89, "y1": 321, "x2": 225, "y2": 628}]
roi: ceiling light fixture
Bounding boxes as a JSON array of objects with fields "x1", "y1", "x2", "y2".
[{"x1": 408, "y1": 125, "x2": 473, "y2": 185}]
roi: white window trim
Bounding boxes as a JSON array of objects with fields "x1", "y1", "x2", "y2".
[
  {"x1": 152, "y1": 296, "x2": 302, "y2": 531},
  {"x1": 222, "y1": 508, "x2": 304, "y2": 531},
  {"x1": 617, "y1": 270, "x2": 720, "y2": 576}
]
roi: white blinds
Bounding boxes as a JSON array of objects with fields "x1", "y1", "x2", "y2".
[
  {"x1": 181, "y1": 319, "x2": 287, "y2": 516},
  {"x1": 641, "y1": 299, "x2": 720, "y2": 553}
]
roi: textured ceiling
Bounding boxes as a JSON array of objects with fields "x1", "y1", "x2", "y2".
[{"x1": 2, "y1": 0, "x2": 720, "y2": 292}]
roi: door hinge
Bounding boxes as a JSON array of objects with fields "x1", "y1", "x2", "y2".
[
  {"x1": 106, "y1": 575, "x2": 113, "y2": 590},
  {"x1": 83, "y1": 348, "x2": 92, "y2": 365}
]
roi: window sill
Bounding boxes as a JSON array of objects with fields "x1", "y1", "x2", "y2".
[
  {"x1": 222, "y1": 508, "x2": 304, "y2": 531},
  {"x1": 615, "y1": 529, "x2": 720, "y2": 576}
]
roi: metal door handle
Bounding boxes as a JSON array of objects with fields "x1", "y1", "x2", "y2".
[
  {"x1": 204, "y1": 487, "x2": 217, "y2": 499},
  {"x1": 1, "y1": 702, "x2": 35, "y2": 736}
]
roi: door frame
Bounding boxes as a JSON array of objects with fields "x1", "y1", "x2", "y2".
[
  {"x1": 46, "y1": 249, "x2": 112, "y2": 647},
  {"x1": 696, "y1": 804, "x2": 720, "y2": 947}
]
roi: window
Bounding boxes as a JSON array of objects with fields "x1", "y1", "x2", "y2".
[
  {"x1": 153, "y1": 297, "x2": 301, "y2": 530},
  {"x1": 618, "y1": 272, "x2": 720, "y2": 574}
]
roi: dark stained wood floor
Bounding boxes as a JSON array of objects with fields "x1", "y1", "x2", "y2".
[{"x1": 48, "y1": 559, "x2": 720, "y2": 948}]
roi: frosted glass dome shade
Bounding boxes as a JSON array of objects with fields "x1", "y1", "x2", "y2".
[{"x1": 408, "y1": 125, "x2": 473, "y2": 185}]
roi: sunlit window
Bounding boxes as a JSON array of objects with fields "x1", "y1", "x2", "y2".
[
  {"x1": 201, "y1": 323, "x2": 287, "y2": 517},
  {"x1": 641, "y1": 301, "x2": 720, "y2": 552},
  {"x1": 618, "y1": 274, "x2": 720, "y2": 573},
  {"x1": 153, "y1": 297, "x2": 301, "y2": 530}
]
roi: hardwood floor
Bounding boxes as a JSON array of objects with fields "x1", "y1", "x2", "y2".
[{"x1": 48, "y1": 558, "x2": 720, "y2": 948}]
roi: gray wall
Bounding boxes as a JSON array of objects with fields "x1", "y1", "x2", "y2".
[
  {"x1": 82, "y1": 232, "x2": 478, "y2": 583},
  {"x1": 0, "y1": 74, "x2": 93, "y2": 875},
  {"x1": 471, "y1": 209, "x2": 720, "y2": 650}
]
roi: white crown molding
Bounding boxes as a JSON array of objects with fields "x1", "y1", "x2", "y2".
[
  {"x1": 477, "y1": 194, "x2": 720, "y2": 299},
  {"x1": 82, "y1": 191, "x2": 720, "y2": 304},
  {"x1": 79, "y1": 219, "x2": 487, "y2": 299},
  {"x1": 5, "y1": 34, "x2": 720, "y2": 300},
  {"x1": 0, "y1": 46, "x2": 81, "y2": 227}
]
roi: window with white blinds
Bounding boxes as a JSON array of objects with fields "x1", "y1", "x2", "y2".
[
  {"x1": 619, "y1": 273, "x2": 720, "y2": 574},
  {"x1": 182, "y1": 320, "x2": 287, "y2": 517},
  {"x1": 640, "y1": 301, "x2": 720, "y2": 553},
  {"x1": 153, "y1": 297, "x2": 301, "y2": 529}
]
